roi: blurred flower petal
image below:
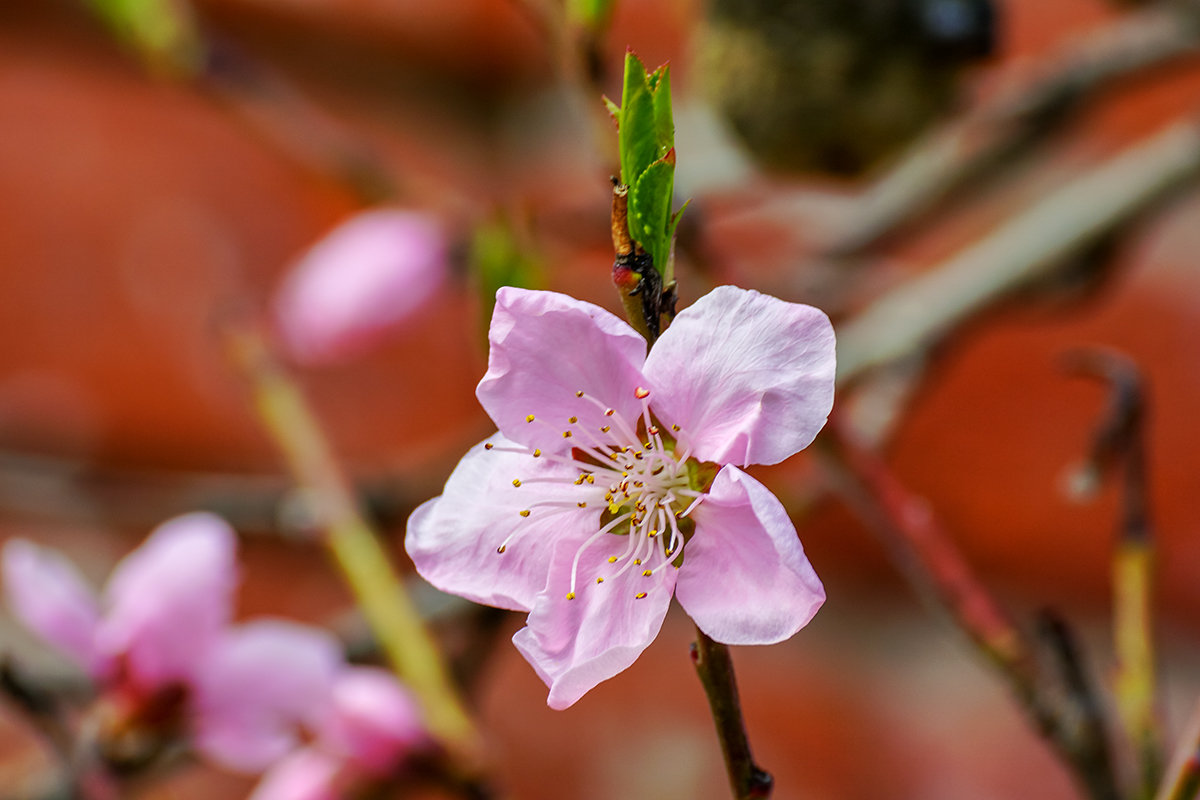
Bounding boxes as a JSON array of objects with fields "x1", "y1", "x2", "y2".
[
  {"x1": 192, "y1": 619, "x2": 343, "y2": 773},
  {"x1": 98, "y1": 512, "x2": 238, "y2": 690},
  {"x1": 2, "y1": 539, "x2": 106, "y2": 677},
  {"x1": 273, "y1": 209, "x2": 448, "y2": 365}
]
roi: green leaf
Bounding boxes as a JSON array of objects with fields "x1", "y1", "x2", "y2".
[
  {"x1": 609, "y1": 50, "x2": 686, "y2": 283},
  {"x1": 651, "y1": 64, "x2": 675, "y2": 157},
  {"x1": 618, "y1": 53, "x2": 657, "y2": 188},
  {"x1": 629, "y1": 157, "x2": 674, "y2": 273}
]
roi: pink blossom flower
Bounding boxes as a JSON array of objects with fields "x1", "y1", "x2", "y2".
[
  {"x1": 406, "y1": 286, "x2": 835, "y2": 709},
  {"x1": 248, "y1": 666, "x2": 427, "y2": 800},
  {"x1": 2, "y1": 513, "x2": 342, "y2": 772},
  {"x1": 273, "y1": 209, "x2": 448, "y2": 365}
]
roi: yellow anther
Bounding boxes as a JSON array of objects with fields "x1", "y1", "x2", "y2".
[
  {"x1": 672, "y1": 424, "x2": 680, "y2": 432},
  {"x1": 608, "y1": 556, "x2": 618, "y2": 563},
  {"x1": 635, "y1": 592, "x2": 647, "y2": 600},
  {"x1": 595, "y1": 577, "x2": 604, "y2": 584},
  {"x1": 519, "y1": 509, "x2": 531, "y2": 518},
  {"x1": 600, "y1": 425, "x2": 611, "y2": 433},
  {"x1": 497, "y1": 545, "x2": 506, "y2": 553},
  {"x1": 484, "y1": 443, "x2": 494, "y2": 450},
  {"x1": 533, "y1": 448, "x2": 542, "y2": 457},
  {"x1": 566, "y1": 592, "x2": 576, "y2": 600},
  {"x1": 575, "y1": 390, "x2": 584, "y2": 397},
  {"x1": 642, "y1": 569, "x2": 653, "y2": 577},
  {"x1": 512, "y1": 478, "x2": 522, "y2": 487},
  {"x1": 634, "y1": 559, "x2": 643, "y2": 565},
  {"x1": 568, "y1": 416, "x2": 578, "y2": 424},
  {"x1": 526, "y1": 414, "x2": 535, "y2": 423},
  {"x1": 585, "y1": 474, "x2": 595, "y2": 484},
  {"x1": 574, "y1": 475, "x2": 584, "y2": 485},
  {"x1": 577, "y1": 502, "x2": 587, "y2": 508},
  {"x1": 562, "y1": 431, "x2": 573, "y2": 439},
  {"x1": 635, "y1": 387, "x2": 650, "y2": 399}
]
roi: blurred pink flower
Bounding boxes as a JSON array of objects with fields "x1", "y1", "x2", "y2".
[
  {"x1": 249, "y1": 666, "x2": 427, "y2": 800},
  {"x1": 2, "y1": 513, "x2": 342, "y2": 772},
  {"x1": 273, "y1": 209, "x2": 448, "y2": 365},
  {"x1": 406, "y1": 286, "x2": 835, "y2": 709}
]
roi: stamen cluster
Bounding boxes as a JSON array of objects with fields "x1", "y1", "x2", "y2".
[{"x1": 486, "y1": 386, "x2": 704, "y2": 603}]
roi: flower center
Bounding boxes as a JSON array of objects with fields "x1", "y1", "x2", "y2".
[{"x1": 486, "y1": 386, "x2": 708, "y2": 602}]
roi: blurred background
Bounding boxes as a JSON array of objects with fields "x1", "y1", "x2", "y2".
[{"x1": 4, "y1": 0, "x2": 1200, "y2": 797}]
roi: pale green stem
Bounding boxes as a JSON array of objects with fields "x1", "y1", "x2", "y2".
[{"x1": 223, "y1": 320, "x2": 480, "y2": 766}]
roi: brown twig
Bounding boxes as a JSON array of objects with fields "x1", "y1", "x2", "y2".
[
  {"x1": 819, "y1": 423, "x2": 1120, "y2": 800},
  {"x1": 823, "y1": 5, "x2": 1200, "y2": 256},
  {"x1": 1067, "y1": 349, "x2": 1162, "y2": 798},
  {"x1": 690, "y1": 630, "x2": 773, "y2": 800}
]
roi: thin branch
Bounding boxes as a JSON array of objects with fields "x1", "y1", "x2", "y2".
[
  {"x1": 824, "y1": 5, "x2": 1200, "y2": 256},
  {"x1": 221, "y1": 314, "x2": 483, "y2": 772},
  {"x1": 1153, "y1": 697, "x2": 1200, "y2": 800},
  {"x1": 836, "y1": 115, "x2": 1200, "y2": 386},
  {"x1": 1067, "y1": 349, "x2": 1163, "y2": 798},
  {"x1": 690, "y1": 630, "x2": 773, "y2": 800},
  {"x1": 819, "y1": 423, "x2": 1119, "y2": 800}
]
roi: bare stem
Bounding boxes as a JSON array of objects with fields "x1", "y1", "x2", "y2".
[
  {"x1": 819, "y1": 424, "x2": 1119, "y2": 800},
  {"x1": 1154, "y1": 698, "x2": 1200, "y2": 800},
  {"x1": 1068, "y1": 349, "x2": 1162, "y2": 797},
  {"x1": 222, "y1": 317, "x2": 481, "y2": 769},
  {"x1": 690, "y1": 629, "x2": 773, "y2": 800}
]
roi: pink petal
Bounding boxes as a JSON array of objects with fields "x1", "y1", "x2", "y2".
[
  {"x1": 191, "y1": 620, "x2": 343, "y2": 773},
  {"x1": 644, "y1": 286, "x2": 836, "y2": 467},
  {"x1": 97, "y1": 513, "x2": 238, "y2": 690},
  {"x1": 511, "y1": 533, "x2": 676, "y2": 710},
  {"x1": 2, "y1": 539, "x2": 106, "y2": 677},
  {"x1": 247, "y1": 748, "x2": 341, "y2": 800},
  {"x1": 273, "y1": 209, "x2": 448, "y2": 366},
  {"x1": 476, "y1": 287, "x2": 648, "y2": 453},
  {"x1": 325, "y1": 667, "x2": 425, "y2": 775},
  {"x1": 674, "y1": 466, "x2": 824, "y2": 644},
  {"x1": 406, "y1": 433, "x2": 591, "y2": 612}
]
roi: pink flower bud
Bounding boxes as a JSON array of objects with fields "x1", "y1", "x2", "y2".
[{"x1": 273, "y1": 209, "x2": 448, "y2": 365}]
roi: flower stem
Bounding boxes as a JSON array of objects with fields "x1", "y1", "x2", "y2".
[
  {"x1": 1067, "y1": 349, "x2": 1162, "y2": 798},
  {"x1": 222, "y1": 318, "x2": 481, "y2": 767},
  {"x1": 690, "y1": 628, "x2": 773, "y2": 800}
]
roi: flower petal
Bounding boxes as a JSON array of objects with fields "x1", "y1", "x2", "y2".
[
  {"x1": 675, "y1": 466, "x2": 824, "y2": 644},
  {"x1": 476, "y1": 287, "x2": 648, "y2": 453},
  {"x1": 643, "y1": 285, "x2": 835, "y2": 467},
  {"x1": 2, "y1": 539, "x2": 105, "y2": 677},
  {"x1": 273, "y1": 209, "x2": 447, "y2": 366},
  {"x1": 247, "y1": 748, "x2": 341, "y2": 800},
  {"x1": 512, "y1": 533, "x2": 676, "y2": 710},
  {"x1": 191, "y1": 620, "x2": 343, "y2": 773},
  {"x1": 325, "y1": 667, "x2": 425, "y2": 775},
  {"x1": 406, "y1": 433, "x2": 592, "y2": 612},
  {"x1": 97, "y1": 513, "x2": 239, "y2": 689}
]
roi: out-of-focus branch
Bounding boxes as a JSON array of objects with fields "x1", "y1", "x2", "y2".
[
  {"x1": 690, "y1": 630, "x2": 773, "y2": 800},
  {"x1": 824, "y1": 5, "x2": 1200, "y2": 256},
  {"x1": 1153, "y1": 697, "x2": 1200, "y2": 800},
  {"x1": 836, "y1": 116, "x2": 1200, "y2": 386},
  {"x1": 221, "y1": 315, "x2": 483, "y2": 774},
  {"x1": 819, "y1": 423, "x2": 1120, "y2": 800},
  {"x1": 1067, "y1": 349, "x2": 1162, "y2": 798}
]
